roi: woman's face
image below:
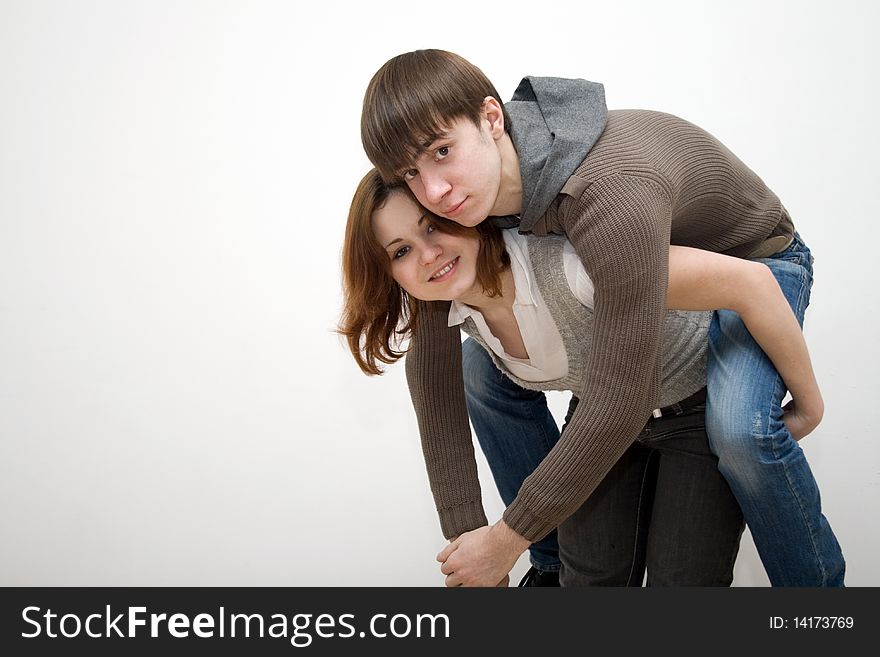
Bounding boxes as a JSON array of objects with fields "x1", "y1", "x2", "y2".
[{"x1": 372, "y1": 191, "x2": 481, "y2": 303}]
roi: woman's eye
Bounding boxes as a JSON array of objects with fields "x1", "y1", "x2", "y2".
[
  {"x1": 394, "y1": 246, "x2": 410, "y2": 259},
  {"x1": 403, "y1": 169, "x2": 419, "y2": 181},
  {"x1": 436, "y1": 146, "x2": 449, "y2": 159},
  {"x1": 426, "y1": 223, "x2": 436, "y2": 233}
]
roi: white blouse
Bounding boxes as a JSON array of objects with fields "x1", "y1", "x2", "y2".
[{"x1": 448, "y1": 230, "x2": 595, "y2": 382}]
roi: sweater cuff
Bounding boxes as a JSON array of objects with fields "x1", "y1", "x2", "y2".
[
  {"x1": 438, "y1": 502, "x2": 488, "y2": 540},
  {"x1": 502, "y1": 498, "x2": 554, "y2": 543}
]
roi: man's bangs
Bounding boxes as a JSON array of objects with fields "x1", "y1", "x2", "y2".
[
  {"x1": 362, "y1": 49, "x2": 509, "y2": 182},
  {"x1": 362, "y1": 68, "x2": 467, "y2": 181},
  {"x1": 367, "y1": 109, "x2": 450, "y2": 183}
]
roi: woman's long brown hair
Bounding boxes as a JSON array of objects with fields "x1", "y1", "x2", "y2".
[{"x1": 339, "y1": 169, "x2": 509, "y2": 375}]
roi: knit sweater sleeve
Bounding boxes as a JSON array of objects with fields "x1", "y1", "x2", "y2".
[
  {"x1": 503, "y1": 172, "x2": 672, "y2": 541},
  {"x1": 405, "y1": 298, "x2": 488, "y2": 539}
]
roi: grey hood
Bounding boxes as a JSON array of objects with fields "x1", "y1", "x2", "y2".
[{"x1": 504, "y1": 76, "x2": 608, "y2": 231}]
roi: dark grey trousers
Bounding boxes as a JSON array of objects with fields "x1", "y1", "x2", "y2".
[{"x1": 558, "y1": 395, "x2": 745, "y2": 586}]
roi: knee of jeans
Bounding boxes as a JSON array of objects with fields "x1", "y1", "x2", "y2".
[
  {"x1": 706, "y1": 405, "x2": 767, "y2": 472},
  {"x1": 706, "y1": 404, "x2": 801, "y2": 500}
]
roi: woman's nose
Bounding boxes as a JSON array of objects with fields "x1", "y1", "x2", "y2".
[{"x1": 419, "y1": 243, "x2": 442, "y2": 266}]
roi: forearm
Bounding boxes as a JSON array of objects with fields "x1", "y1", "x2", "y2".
[
  {"x1": 504, "y1": 173, "x2": 671, "y2": 540},
  {"x1": 667, "y1": 247, "x2": 823, "y2": 421},
  {"x1": 503, "y1": 297, "x2": 665, "y2": 540},
  {"x1": 406, "y1": 300, "x2": 487, "y2": 538},
  {"x1": 737, "y1": 264, "x2": 823, "y2": 419}
]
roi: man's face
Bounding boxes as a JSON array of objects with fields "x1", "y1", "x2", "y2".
[
  {"x1": 401, "y1": 114, "x2": 502, "y2": 228},
  {"x1": 371, "y1": 191, "x2": 481, "y2": 303}
]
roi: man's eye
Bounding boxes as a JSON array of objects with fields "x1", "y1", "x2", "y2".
[
  {"x1": 403, "y1": 169, "x2": 419, "y2": 181},
  {"x1": 394, "y1": 246, "x2": 410, "y2": 259},
  {"x1": 436, "y1": 146, "x2": 449, "y2": 159},
  {"x1": 426, "y1": 223, "x2": 436, "y2": 233}
]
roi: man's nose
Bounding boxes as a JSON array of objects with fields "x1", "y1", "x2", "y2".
[{"x1": 422, "y1": 171, "x2": 451, "y2": 205}]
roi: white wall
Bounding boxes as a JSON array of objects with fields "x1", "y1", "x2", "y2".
[{"x1": 1, "y1": 0, "x2": 877, "y2": 586}]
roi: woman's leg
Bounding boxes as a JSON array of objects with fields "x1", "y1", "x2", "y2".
[
  {"x1": 555, "y1": 396, "x2": 655, "y2": 586},
  {"x1": 641, "y1": 402, "x2": 744, "y2": 586},
  {"x1": 556, "y1": 441, "x2": 656, "y2": 586},
  {"x1": 706, "y1": 234, "x2": 845, "y2": 586}
]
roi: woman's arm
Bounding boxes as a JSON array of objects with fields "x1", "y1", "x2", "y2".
[
  {"x1": 405, "y1": 300, "x2": 489, "y2": 537},
  {"x1": 666, "y1": 246, "x2": 823, "y2": 439}
]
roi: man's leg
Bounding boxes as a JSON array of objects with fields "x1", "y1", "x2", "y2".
[
  {"x1": 641, "y1": 401, "x2": 744, "y2": 586},
  {"x1": 706, "y1": 234, "x2": 845, "y2": 586},
  {"x1": 461, "y1": 338, "x2": 562, "y2": 573}
]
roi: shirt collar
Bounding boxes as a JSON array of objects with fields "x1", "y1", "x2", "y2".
[
  {"x1": 447, "y1": 299, "x2": 472, "y2": 327},
  {"x1": 503, "y1": 229, "x2": 539, "y2": 307},
  {"x1": 448, "y1": 229, "x2": 537, "y2": 327}
]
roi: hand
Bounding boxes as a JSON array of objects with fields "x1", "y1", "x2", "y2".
[
  {"x1": 782, "y1": 397, "x2": 823, "y2": 441},
  {"x1": 436, "y1": 521, "x2": 528, "y2": 587}
]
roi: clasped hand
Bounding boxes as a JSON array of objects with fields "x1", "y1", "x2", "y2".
[{"x1": 436, "y1": 521, "x2": 529, "y2": 587}]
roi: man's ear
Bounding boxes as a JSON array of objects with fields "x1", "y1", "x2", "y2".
[{"x1": 481, "y1": 96, "x2": 506, "y2": 140}]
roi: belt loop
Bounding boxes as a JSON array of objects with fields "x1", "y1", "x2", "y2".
[{"x1": 653, "y1": 387, "x2": 707, "y2": 419}]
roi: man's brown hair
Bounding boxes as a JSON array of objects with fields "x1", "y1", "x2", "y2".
[
  {"x1": 361, "y1": 49, "x2": 510, "y2": 183},
  {"x1": 340, "y1": 168, "x2": 510, "y2": 375}
]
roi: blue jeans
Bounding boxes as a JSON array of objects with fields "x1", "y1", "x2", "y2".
[
  {"x1": 705, "y1": 233, "x2": 844, "y2": 586},
  {"x1": 462, "y1": 232, "x2": 844, "y2": 585}
]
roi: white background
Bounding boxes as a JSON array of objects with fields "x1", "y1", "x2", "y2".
[{"x1": 1, "y1": 0, "x2": 878, "y2": 586}]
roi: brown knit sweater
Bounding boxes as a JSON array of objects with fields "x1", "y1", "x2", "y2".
[{"x1": 407, "y1": 110, "x2": 794, "y2": 542}]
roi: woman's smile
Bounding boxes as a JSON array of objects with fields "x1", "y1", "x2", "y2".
[{"x1": 429, "y1": 256, "x2": 460, "y2": 282}]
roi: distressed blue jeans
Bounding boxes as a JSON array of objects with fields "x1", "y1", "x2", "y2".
[
  {"x1": 462, "y1": 233, "x2": 844, "y2": 586},
  {"x1": 705, "y1": 233, "x2": 844, "y2": 586}
]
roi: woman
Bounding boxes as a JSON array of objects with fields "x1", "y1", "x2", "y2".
[{"x1": 340, "y1": 169, "x2": 823, "y2": 586}]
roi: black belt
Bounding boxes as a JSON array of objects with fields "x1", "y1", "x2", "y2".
[{"x1": 651, "y1": 387, "x2": 707, "y2": 419}]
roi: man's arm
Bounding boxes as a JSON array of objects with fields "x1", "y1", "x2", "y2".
[
  {"x1": 666, "y1": 246, "x2": 823, "y2": 438},
  {"x1": 438, "y1": 173, "x2": 673, "y2": 585},
  {"x1": 405, "y1": 299, "x2": 488, "y2": 538},
  {"x1": 504, "y1": 172, "x2": 672, "y2": 541}
]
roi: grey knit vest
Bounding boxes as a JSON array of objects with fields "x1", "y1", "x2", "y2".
[{"x1": 461, "y1": 235, "x2": 710, "y2": 408}]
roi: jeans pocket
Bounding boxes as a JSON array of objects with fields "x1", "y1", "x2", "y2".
[{"x1": 765, "y1": 232, "x2": 813, "y2": 271}]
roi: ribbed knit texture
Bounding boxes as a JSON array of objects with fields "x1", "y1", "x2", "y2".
[
  {"x1": 407, "y1": 109, "x2": 794, "y2": 542},
  {"x1": 460, "y1": 234, "x2": 710, "y2": 408},
  {"x1": 405, "y1": 300, "x2": 487, "y2": 538}
]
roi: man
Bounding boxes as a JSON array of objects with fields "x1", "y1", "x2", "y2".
[{"x1": 360, "y1": 49, "x2": 844, "y2": 586}]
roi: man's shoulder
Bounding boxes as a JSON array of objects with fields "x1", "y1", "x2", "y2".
[
  {"x1": 565, "y1": 109, "x2": 694, "y2": 187},
  {"x1": 596, "y1": 109, "x2": 692, "y2": 146}
]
